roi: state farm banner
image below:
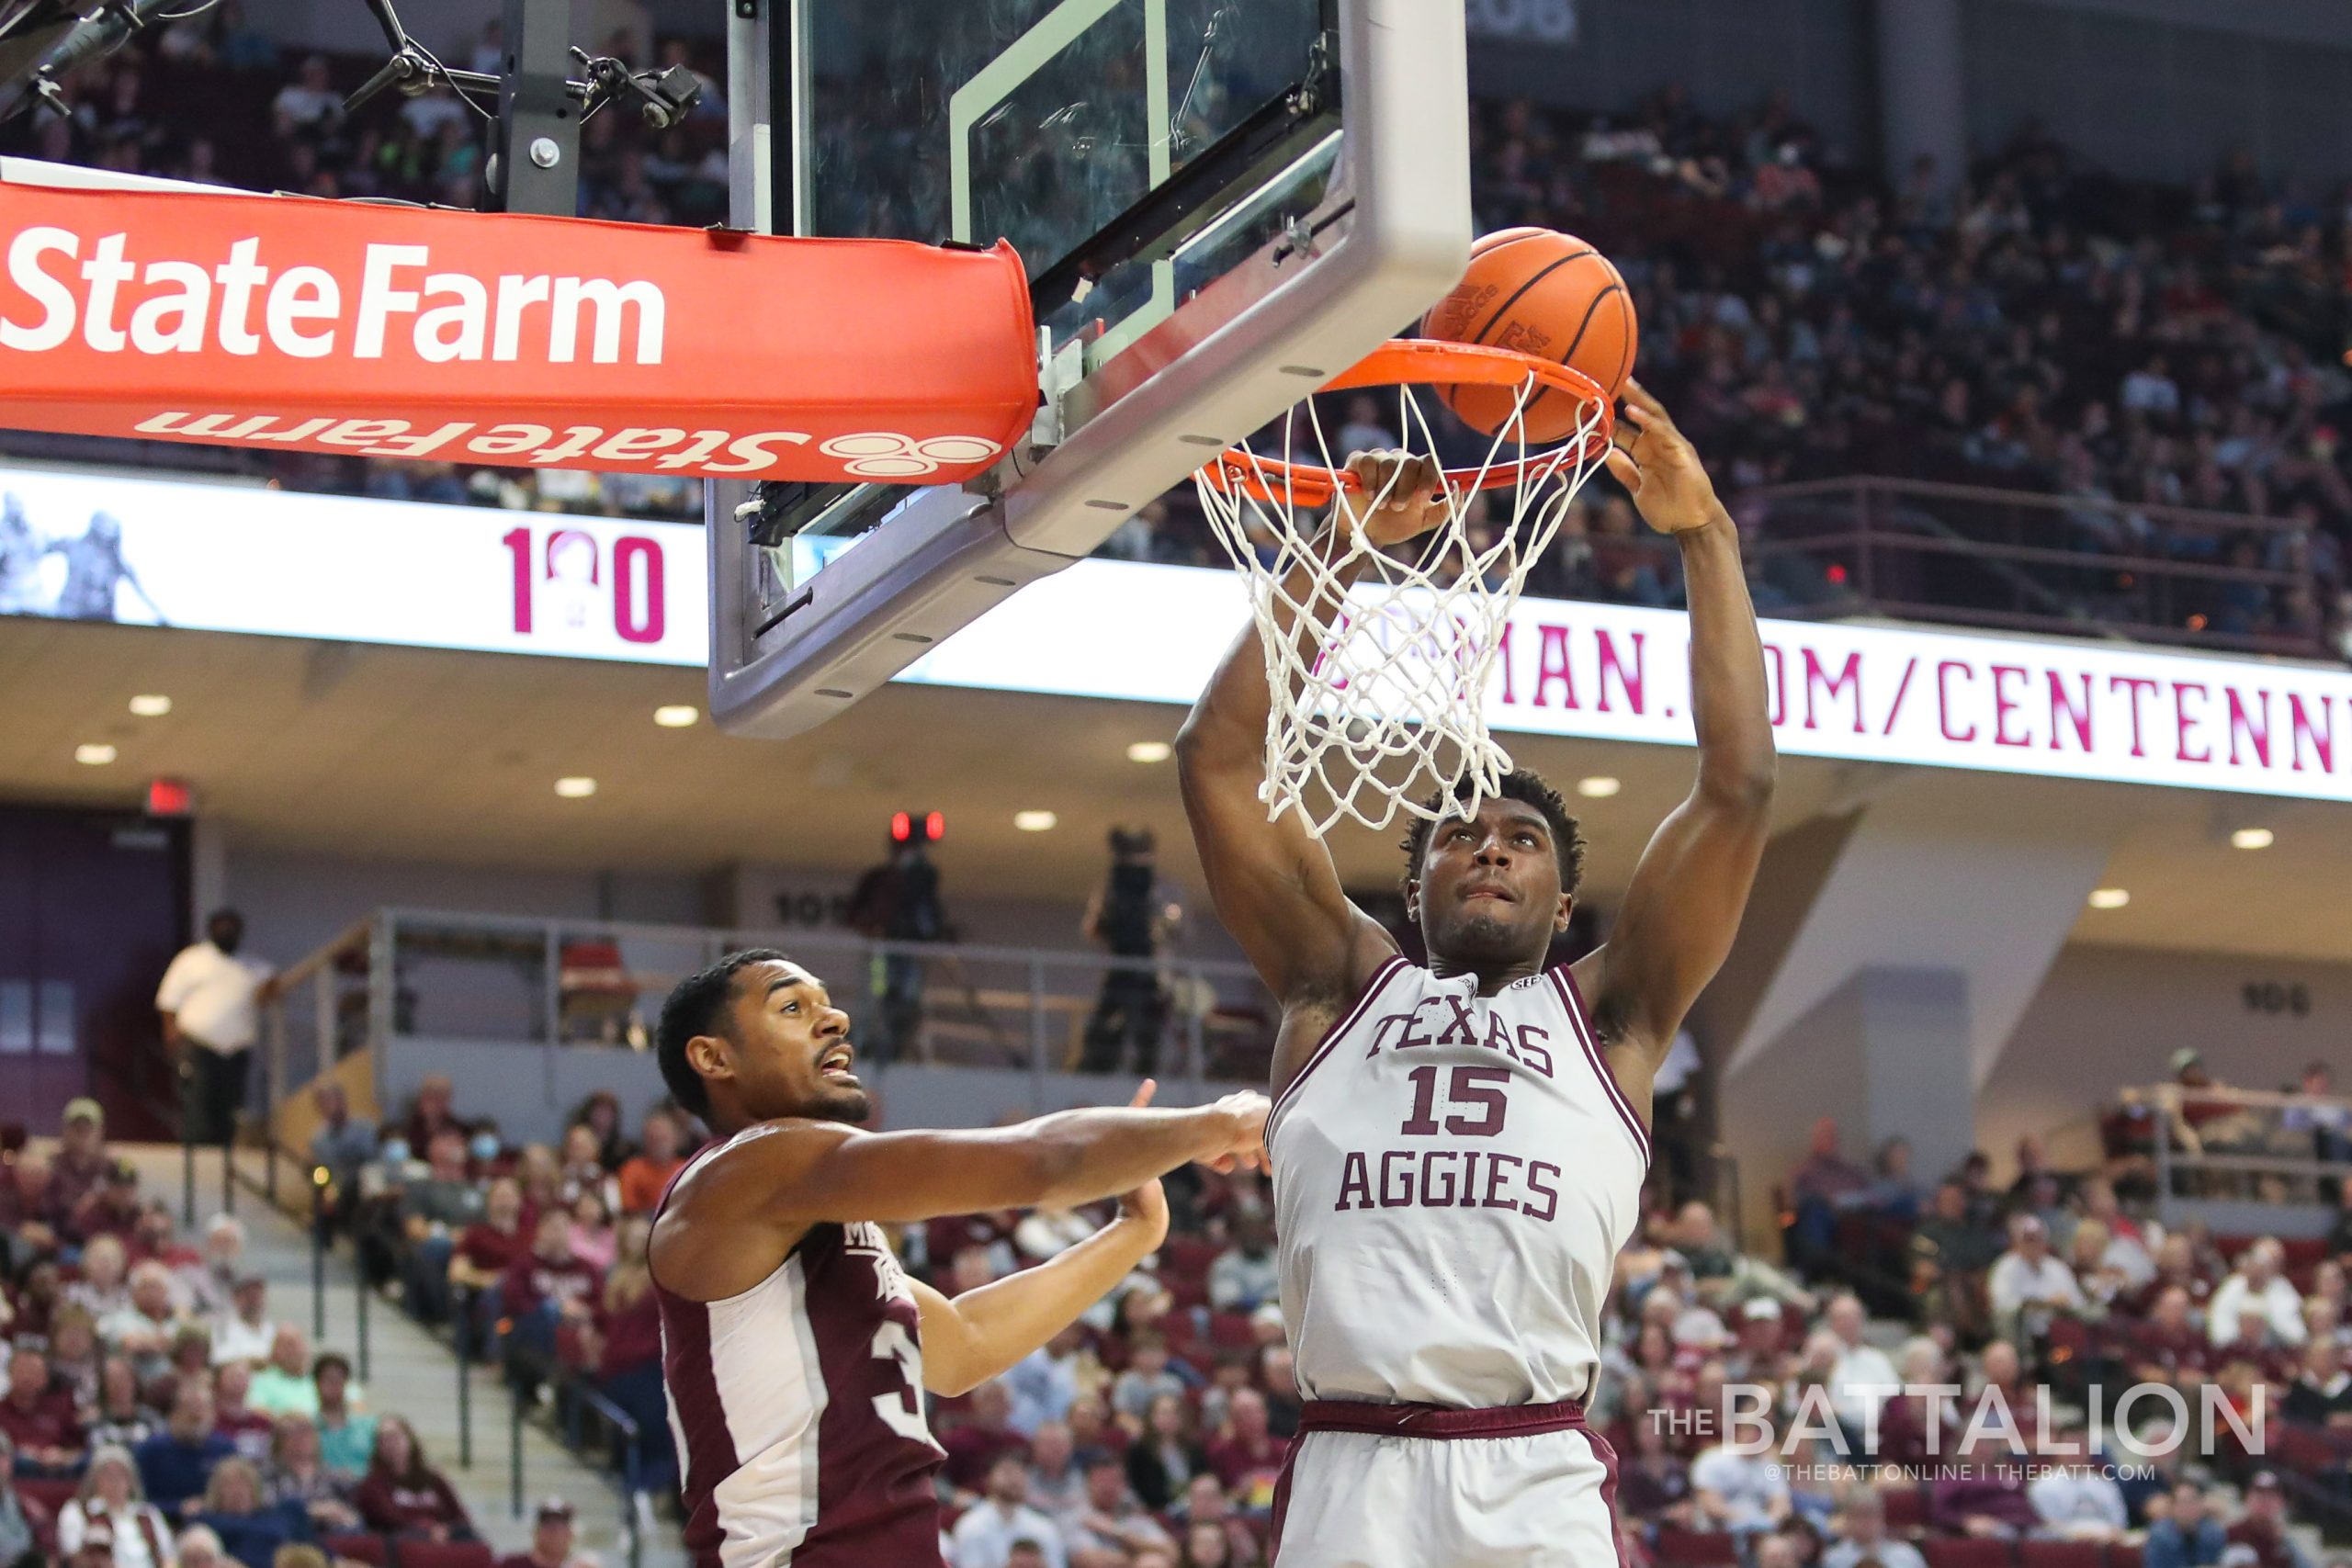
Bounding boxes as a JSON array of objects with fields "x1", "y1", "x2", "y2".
[{"x1": 0, "y1": 180, "x2": 1036, "y2": 483}]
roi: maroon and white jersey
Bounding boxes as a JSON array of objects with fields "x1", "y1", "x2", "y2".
[
  {"x1": 654, "y1": 1138, "x2": 945, "y2": 1568},
  {"x1": 1270, "y1": 956, "x2": 1647, "y2": 1408}
]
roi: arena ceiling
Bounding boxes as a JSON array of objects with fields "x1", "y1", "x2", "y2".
[{"x1": 1, "y1": 616, "x2": 2347, "y2": 963}]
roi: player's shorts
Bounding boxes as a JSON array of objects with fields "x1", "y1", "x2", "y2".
[{"x1": 1271, "y1": 1398, "x2": 1623, "y2": 1568}]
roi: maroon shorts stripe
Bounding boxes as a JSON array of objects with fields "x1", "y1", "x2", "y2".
[
  {"x1": 1587, "y1": 1421, "x2": 1632, "y2": 1568},
  {"x1": 1551, "y1": 969, "x2": 1650, "y2": 1167},
  {"x1": 1266, "y1": 955, "x2": 1408, "y2": 1147},
  {"x1": 1296, "y1": 1397, "x2": 1589, "y2": 1439}
]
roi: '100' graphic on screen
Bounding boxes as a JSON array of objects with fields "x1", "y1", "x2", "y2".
[{"x1": 501, "y1": 525, "x2": 668, "y2": 646}]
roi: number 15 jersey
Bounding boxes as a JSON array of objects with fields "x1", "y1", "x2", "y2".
[{"x1": 1270, "y1": 956, "x2": 1649, "y2": 1409}]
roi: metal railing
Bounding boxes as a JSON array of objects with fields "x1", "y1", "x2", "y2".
[
  {"x1": 2119, "y1": 1081, "x2": 2352, "y2": 1222},
  {"x1": 1737, "y1": 478, "x2": 2329, "y2": 657},
  {"x1": 257, "y1": 908, "x2": 1278, "y2": 1128}
]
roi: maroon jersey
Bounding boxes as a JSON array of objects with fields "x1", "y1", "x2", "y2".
[{"x1": 653, "y1": 1140, "x2": 945, "y2": 1568}]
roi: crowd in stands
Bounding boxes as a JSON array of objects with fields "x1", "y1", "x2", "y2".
[
  {"x1": 1, "y1": 30, "x2": 2349, "y2": 656},
  {"x1": 3, "y1": 27, "x2": 2351, "y2": 657},
  {"x1": 11, "y1": 1025, "x2": 2352, "y2": 1568},
  {"x1": 1, "y1": 1100, "x2": 604, "y2": 1568}
]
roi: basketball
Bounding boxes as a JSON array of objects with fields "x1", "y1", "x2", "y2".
[{"x1": 1419, "y1": 228, "x2": 1638, "y2": 443}]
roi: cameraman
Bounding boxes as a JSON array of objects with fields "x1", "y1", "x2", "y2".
[{"x1": 1078, "y1": 827, "x2": 1181, "y2": 1075}]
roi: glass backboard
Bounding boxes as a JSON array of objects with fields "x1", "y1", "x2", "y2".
[{"x1": 710, "y1": 0, "x2": 1468, "y2": 739}]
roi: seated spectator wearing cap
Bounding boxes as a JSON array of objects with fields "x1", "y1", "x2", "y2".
[
  {"x1": 52, "y1": 1100, "x2": 117, "y2": 1221},
  {"x1": 614, "y1": 1111, "x2": 686, "y2": 1216},
  {"x1": 189, "y1": 1459, "x2": 309, "y2": 1568},
  {"x1": 309, "y1": 1357, "x2": 374, "y2": 1481},
  {"x1": 2226, "y1": 1473, "x2": 2313, "y2": 1568},
  {"x1": 261, "y1": 1416, "x2": 359, "y2": 1537},
  {"x1": 136, "y1": 1382, "x2": 236, "y2": 1519},
  {"x1": 2208, "y1": 1240, "x2": 2306, "y2": 1348},
  {"x1": 496, "y1": 1498, "x2": 584, "y2": 1568},
  {"x1": 353, "y1": 1416, "x2": 470, "y2": 1541},
  {"x1": 950, "y1": 1454, "x2": 1067, "y2": 1568},
  {"x1": 0, "y1": 1346, "x2": 86, "y2": 1474},
  {"x1": 1987, "y1": 1213, "x2": 2084, "y2": 1348},
  {"x1": 246, "y1": 1330, "x2": 318, "y2": 1419},
  {"x1": 0, "y1": 1434, "x2": 54, "y2": 1568},
  {"x1": 74, "y1": 1166, "x2": 147, "y2": 1249}
]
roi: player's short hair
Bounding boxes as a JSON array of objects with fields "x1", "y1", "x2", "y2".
[
  {"x1": 1397, "y1": 769, "x2": 1586, "y2": 897},
  {"x1": 657, "y1": 949, "x2": 788, "y2": 1117}
]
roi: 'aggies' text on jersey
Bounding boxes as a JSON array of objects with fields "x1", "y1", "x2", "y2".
[{"x1": 1271, "y1": 956, "x2": 1648, "y2": 1410}]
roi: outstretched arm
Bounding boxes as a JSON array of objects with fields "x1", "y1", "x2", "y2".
[
  {"x1": 1176, "y1": 456, "x2": 1447, "y2": 1024},
  {"x1": 1575, "y1": 381, "x2": 1776, "y2": 1107},
  {"x1": 650, "y1": 1088, "x2": 1266, "y2": 1301},
  {"x1": 912, "y1": 1088, "x2": 1171, "y2": 1393}
]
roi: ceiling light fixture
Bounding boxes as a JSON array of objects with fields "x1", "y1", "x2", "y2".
[
  {"x1": 1013, "y1": 809, "x2": 1058, "y2": 831},
  {"x1": 2229, "y1": 827, "x2": 2274, "y2": 851},
  {"x1": 1576, "y1": 776, "x2": 1621, "y2": 798},
  {"x1": 2086, "y1": 887, "x2": 2130, "y2": 910},
  {"x1": 74, "y1": 743, "x2": 118, "y2": 765},
  {"x1": 554, "y1": 776, "x2": 597, "y2": 798},
  {"x1": 128, "y1": 694, "x2": 172, "y2": 717},
  {"x1": 1126, "y1": 740, "x2": 1173, "y2": 763},
  {"x1": 653, "y1": 705, "x2": 700, "y2": 728}
]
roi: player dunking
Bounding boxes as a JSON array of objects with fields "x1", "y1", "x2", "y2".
[
  {"x1": 647, "y1": 949, "x2": 1269, "y2": 1567},
  {"x1": 1177, "y1": 381, "x2": 1775, "y2": 1566}
]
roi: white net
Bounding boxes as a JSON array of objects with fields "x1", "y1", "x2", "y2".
[{"x1": 1193, "y1": 368, "x2": 1610, "y2": 838}]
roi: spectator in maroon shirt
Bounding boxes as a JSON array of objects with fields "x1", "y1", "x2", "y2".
[
  {"x1": 127, "y1": 1204, "x2": 203, "y2": 1276},
  {"x1": 2225, "y1": 1473, "x2": 2312, "y2": 1568},
  {"x1": 210, "y1": 1365, "x2": 276, "y2": 1462},
  {"x1": 1929, "y1": 1426, "x2": 2036, "y2": 1539},
  {"x1": 353, "y1": 1416, "x2": 470, "y2": 1540},
  {"x1": 0, "y1": 1348, "x2": 85, "y2": 1472},
  {"x1": 941, "y1": 1380, "x2": 1027, "y2": 1503},
  {"x1": 447, "y1": 1178, "x2": 526, "y2": 1357},
  {"x1": 493, "y1": 1498, "x2": 582, "y2": 1568},
  {"x1": 72, "y1": 1168, "x2": 144, "y2": 1248},
  {"x1": 2131, "y1": 1286, "x2": 2213, "y2": 1388},
  {"x1": 1204, "y1": 1388, "x2": 1285, "y2": 1506},
  {"x1": 500, "y1": 1210, "x2": 597, "y2": 1395}
]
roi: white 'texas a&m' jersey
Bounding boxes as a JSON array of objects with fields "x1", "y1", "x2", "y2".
[{"x1": 1270, "y1": 956, "x2": 1648, "y2": 1408}]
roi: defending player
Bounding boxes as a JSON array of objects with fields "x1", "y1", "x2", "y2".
[
  {"x1": 1176, "y1": 379, "x2": 1775, "y2": 1565},
  {"x1": 648, "y1": 948, "x2": 1269, "y2": 1568}
]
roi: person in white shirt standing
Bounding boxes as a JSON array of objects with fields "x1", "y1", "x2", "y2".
[{"x1": 155, "y1": 910, "x2": 276, "y2": 1149}]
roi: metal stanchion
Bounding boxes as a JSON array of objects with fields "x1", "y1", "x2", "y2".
[
  {"x1": 355, "y1": 1247, "x2": 371, "y2": 1381},
  {"x1": 509, "y1": 1386, "x2": 525, "y2": 1517},
  {"x1": 457, "y1": 1287, "x2": 474, "y2": 1469},
  {"x1": 180, "y1": 1061, "x2": 196, "y2": 1227},
  {"x1": 311, "y1": 1174, "x2": 327, "y2": 1342},
  {"x1": 222, "y1": 1130, "x2": 235, "y2": 1214}
]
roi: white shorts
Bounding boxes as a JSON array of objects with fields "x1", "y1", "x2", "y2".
[{"x1": 1272, "y1": 1408, "x2": 1623, "y2": 1568}]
